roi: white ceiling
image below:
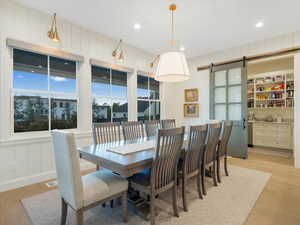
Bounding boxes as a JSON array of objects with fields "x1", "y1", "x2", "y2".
[{"x1": 14, "y1": 0, "x2": 300, "y2": 57}]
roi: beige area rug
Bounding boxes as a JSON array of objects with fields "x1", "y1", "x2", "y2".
[{"x1": 22, "y1": 165, "x2": 271, "y2": 225}]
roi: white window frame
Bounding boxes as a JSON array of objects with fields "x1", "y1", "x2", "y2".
[
  {"x1": 11, "y1": 48, "x2": 79, "y2": 136},
  {"x1": 91, "y1": 65, "x2": 128, "y2": 123},
  {"x1": 137, "y1": 74, "x2": 160, "y2": 121}
]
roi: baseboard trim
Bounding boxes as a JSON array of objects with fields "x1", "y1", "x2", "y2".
[{"x1": 0, "y1": 162, "x2": 96, "y2": 192}]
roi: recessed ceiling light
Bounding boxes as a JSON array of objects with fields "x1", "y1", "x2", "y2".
[
  {"x1": 133, "y1": 23, "x2": 141, "y2": 30},
  {"x1": 255, "y1": 21, "x2": 264, "y2": 28},
  {"x1": 180, "y1": 46, "x2": 185, "y2": 51}
]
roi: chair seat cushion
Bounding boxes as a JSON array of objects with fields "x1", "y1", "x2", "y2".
[
  {"x1": 130, "y1": 169, "x2": 151, "y2": 193},
  {"x1": 82, "y1": 169, "x2": 128, "y2": 207}
]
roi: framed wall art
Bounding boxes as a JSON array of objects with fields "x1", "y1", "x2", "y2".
[
  {"x1": 184, "y1": 88, "x2": 198, "y2": 102},
  {"x1": 184, "y1": 103, "x2": 199, "y2": 117}
]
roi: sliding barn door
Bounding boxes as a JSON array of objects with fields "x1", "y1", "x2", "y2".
[{"x1": 210, "y1": 62, "x2": 248, "y2": 158}]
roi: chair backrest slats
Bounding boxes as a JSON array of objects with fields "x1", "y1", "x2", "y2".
[
  {"x1": 185, "y1": 124, "x2": 208, "y2": 175},
  {"x1": 121, "y1": 121, "x2": 144, "y2": 141},
  {"x1": 51, "y1": 130, "x2": 83, "y2": 210},
  {"x1": 93, "y1": 122, "x2": 121, "y2": 144},
  {"x1": 161, "y1": 119, "x2": 176, "y2": 129},
  {"x1": 151, "y1": 127, "x2": 185, "y2": 191},
  {"x1": 145, "y1": 120, "x2": 161, "y2": 137},
  {"x1": 219, "y1": 121, "x2": 233, "y2": 157},
  {"x1": 205, "y1": 123, "x2": 222, "y2": 164}
]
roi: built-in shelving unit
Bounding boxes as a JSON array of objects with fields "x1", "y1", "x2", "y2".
[{"x1": 247, "y1": 70, "x2": 294, "y2": 109}]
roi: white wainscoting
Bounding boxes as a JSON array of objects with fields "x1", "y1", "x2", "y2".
[{"x1": 0, "y1": 133, "x2": 95, "y2": 192}]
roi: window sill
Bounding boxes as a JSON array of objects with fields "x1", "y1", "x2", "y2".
[{"x1": 0, "y1": 130, "x2": 92, "y2": 147}]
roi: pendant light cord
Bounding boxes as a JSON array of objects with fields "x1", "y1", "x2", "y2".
[
  {"x1": 171, "y1": 9, "x2": 174, "y2": 49},
  {"x1": 54, "y1": 13, "x2": 57, "y2": 31},
  {"x1": 50, "y1": 13, "x2": 55, "y2": 31},
  {"x1": 169, "y1": 4, "x2": 176, "y2": 49}
]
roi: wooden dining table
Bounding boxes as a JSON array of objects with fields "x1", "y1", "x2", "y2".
[{"x1": 78, "y1": 137, "x2": 159, "y2": 178}]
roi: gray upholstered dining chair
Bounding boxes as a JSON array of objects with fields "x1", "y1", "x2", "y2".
[
  {"x1": 179, "y1": 124, "x2": 208, "y2": 211},
  {"x1": 93, "y1": 122, "x2": 121, "y2": 144},
  {"x1": 145, "y1": 120, "x2": 161, "y2": 137},
  {"x1": 130, "y1": 127, "x2": 185, "y2": 225},
  {"x1": 161, "y1": 119, "x2": 176, "y2": 129},
  {"x1": 216, "y1": 121, "x2": 233, "y2": 183},
  {"x1": 51, "y1": 130, "x2": 128, "y2": 225},
  {"x1": 121, "y1": 121, "x2": 145, "y2": 141},
  {"x1": 201, "y1": 123, "x2": 222, "y2": 195}
]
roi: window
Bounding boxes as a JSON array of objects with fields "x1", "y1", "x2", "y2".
[
  {"x1": 13, "y1": 49, "x2": 77, "y2": 133},
  {"x1": 137, "y1": 75, "x2": 160, "y2": 121},
  {"x1": 92, "y1": 65, "x2": 128, "y2": 123}
]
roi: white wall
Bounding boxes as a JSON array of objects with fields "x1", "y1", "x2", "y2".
[
  {"x1": 294, "y1": 54, "x2": 300, "y2": 167},
  {"x1": 163, "y1": 69, "x2": 210, "y2": 127},
  {"x1": 0, "y1": 0, "x2": 162, "y2": 191},
  {"x1": 166, "y1": 31, "x2": 300, "y2": 125},
  {"x1": 164, "y1": 30, "x2": 300, "y2": 167}
]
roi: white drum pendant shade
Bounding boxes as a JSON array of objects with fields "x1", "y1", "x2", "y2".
[{"x1": 155, "y1": 51, "x2": 191, "y2": 82}]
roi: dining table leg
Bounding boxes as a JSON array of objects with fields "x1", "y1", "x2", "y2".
[{"x1": 127, "y1": 187, "x2": 159, "y2": 221}]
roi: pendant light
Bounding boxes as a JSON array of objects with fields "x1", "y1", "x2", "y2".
[
  {"x1": 112, "y1": 39, "x2": 125, "y2": 62},
  {"x1": 47, "y1": 13, "x2": 60, "y2": 43},
  {"x1": 154, "y1": 4, "x2": 190, "y2": 82}
]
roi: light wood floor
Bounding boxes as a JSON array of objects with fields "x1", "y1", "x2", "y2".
[
  {"x1": 0, "y1": 151, "x2": 299, "y2": 225},
  {"x1": 231, "y1": 150, "x2": 300, "y2": 225}
]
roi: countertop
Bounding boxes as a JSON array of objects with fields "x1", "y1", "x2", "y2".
[{"x1": 248, "y1": 120, "x2": 293, "y2": 125}]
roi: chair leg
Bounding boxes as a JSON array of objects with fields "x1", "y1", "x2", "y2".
[
  {"x1": 224, "y1": 156, "x2": 229, "y2": 176},
  {"x1": 177, "y1": 174, "x2": 180, "y2": 186},
  {"x1": 122, "y1": 192, "x2": 128, "y2": 223},
  {"x1": 212, "y1": 162, "x2": 218, "y2": 187},
  {"x1": 217, "y1": 156, "x2": 221, "y2": 183},
  {"x1": 182, "y1": 176, "x2": 188, "y2": 212},
  {"x1": 201, "y1": 164, "x2": 207, "y2": 196},
  {"x1": 110, "y1": 199, "x2": 114, "y2": 208},
  {"x1": 172, "y1": 185, "x2": 179, "y2": 217},
  {"x1": 150, "y1": 194, "x2": 156, "y2": 225},
  {"x1": 60, "y1": 198, "x2": 68, "y2": 225},
  {"x1": 96, "y1": 164, "x2": 100, "y2": 171},
  {"x1": 197, "y1": 173, "x2": 203, "y2": 199},
  {"x1": 76, "y1": 210, "x2": 84, "y2": 225}
]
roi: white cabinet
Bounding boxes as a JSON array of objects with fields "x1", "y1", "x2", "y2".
[{"x1": 253, "y1": 122, "x2": 293, "y2": 149}]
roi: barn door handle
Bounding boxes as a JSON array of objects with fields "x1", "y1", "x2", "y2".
[{"x1": 243, "y1": 118, "x2": 246, "y2": 129}]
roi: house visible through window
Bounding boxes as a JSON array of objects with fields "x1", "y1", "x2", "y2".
[
  {"x1": 92, "y1": 65, "x2": 128, "y2": 123},
  {"x1": 13, "y1": 49, "x2": 77, "y2": 133},
  {"x1": 137, "y1": 74, "x2": 160, "y2": 121}
]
